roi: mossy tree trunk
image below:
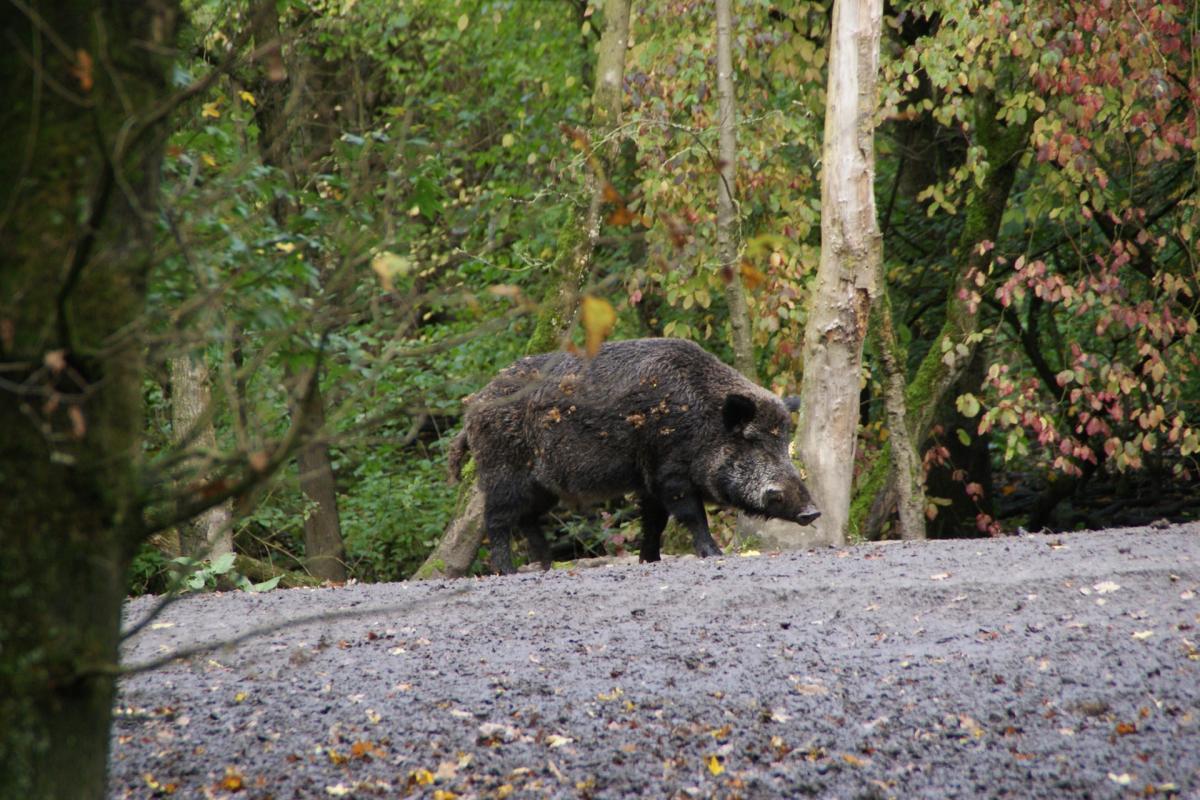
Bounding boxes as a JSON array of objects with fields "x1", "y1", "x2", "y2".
[
  {"x1": 716, "y1": 0, "x2": 755, "y2": 379},
  {"x1": 524, "y1": 0, "x2": 632, "y2": 355},
  {"x1": 873, "y1": 287, "x2": 926, "y2": 539},
  {"x1": 851, "y1": 86, "x2": 1032, "y2": 539},
  {"x1": 0, "y1": 3, "x2": 180, "y2": 797},
  {"x1": 419, "y1": 0, "x2": 633, "y2": 579},
  {"x1": 786, "y1": 0, "x2": 883, "y2": 548}
]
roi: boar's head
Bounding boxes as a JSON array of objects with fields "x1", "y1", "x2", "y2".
[{"x1": 710, "y1": 393, "x2": 820, "y2": 525}]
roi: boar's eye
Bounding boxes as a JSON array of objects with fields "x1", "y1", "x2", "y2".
[{"x1": 722, "y1": 393, "x2": 757, "y2": 433}]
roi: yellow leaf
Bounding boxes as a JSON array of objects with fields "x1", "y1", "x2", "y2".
[
  {"x1": 220, "y1": 768, "x2": 244, "y2": 790},
  {"x1": 581, "y1": 295, "x2": 616, "y2": 357},
  {"x1": 238, "y1": 90, "x2": 257, "y2": 107},
  {"x1": 409, "y1": 768, "x2": 434, "y2": 786},
  {"x1": 706, "y1": 755, "x2": 725, "y2": 776},
  {"x1": 234, "y1": 691, "x2": 247, "y2": 703},
  {"x1": 501, "y1": 133, "x2": 515, "y2": 148},
  {"x1": 275, "y1": 241, "x2": 296, "y2": 253},
  {"x1": 201, "y1": 153, "x2": 217, "y2": 168},
  {"x1": 371, "y1": 251, "x2": 411, "y2": 292},
  {"x1": 456, "y1": 13, "x2": 469, "y2": 31},
  {"x1": 201, "y1": 100, "x2": 221, "y2": 119},
  {"x1": 596, "y1": 686, "x2": 623, "y2": 701},
  {"x1": 433, "y1": 791, "x2": 457, "y2": 800}
]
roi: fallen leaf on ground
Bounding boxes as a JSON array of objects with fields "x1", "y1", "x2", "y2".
[{"x1": 706, "y1": 755, "x2": 725, "y2": 775}]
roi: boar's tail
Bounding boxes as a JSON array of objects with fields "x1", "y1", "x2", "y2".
[{"x1": 447, "y1": 431, "x2": 470, "y2": 484}]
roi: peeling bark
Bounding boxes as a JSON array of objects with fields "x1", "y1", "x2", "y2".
[{"x1": 787, "y1": 0, "x2": 883, "y2": 548}]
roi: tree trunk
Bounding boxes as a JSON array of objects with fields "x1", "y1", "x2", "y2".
[
  {"x1": 412, "y1": 481, "x2": 486, "y2": 580},
  {"x1": 874, "y1": 287, "x2": 925, "y2": 539},
  {"x1": 786, "y1": 0, "x2": 883, "y2": 548},
  {"x1": 420, "y1": 0, "x2": 632, "y2": 578},
  {"x1": 524, "y1": 0, "x2": 632, "y2": 354},
  {"x1": 248, "y1": 0, "x2": 346, "y2": 581},
  {"x1": 851, "y1": 86, "x2": 1032, "y2": 539},
  {"x1": 169, "y1": 353, "x2": 235, "y2": 558},
  {"x1": 0, "y1": 4, "x2": 179, "y2": 797},
  {"x1": 295, "y1": 380, "x2": 347, "y2": 582},
  {"x1": 716, "y1": 0, "x2": 755, "y2": 379}
]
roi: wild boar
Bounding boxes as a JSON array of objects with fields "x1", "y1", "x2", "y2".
[{"x1": 448, "y1": 338, "x2": 820, "y2": 574}]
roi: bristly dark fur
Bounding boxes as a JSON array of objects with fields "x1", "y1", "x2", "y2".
[{"x1": 453, "y1": 338, "x2": 819, "y2": 574}]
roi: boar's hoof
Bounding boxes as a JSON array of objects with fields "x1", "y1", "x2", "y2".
[{"x1": 695, "y1": 541, "x2": 723, "y2": 558}]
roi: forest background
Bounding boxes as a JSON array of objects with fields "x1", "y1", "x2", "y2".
[{"x1": 6, "y1": 0, "x2": 1200, "y2": 590}]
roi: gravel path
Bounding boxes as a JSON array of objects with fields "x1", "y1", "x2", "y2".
[{"x1": 111, "y1": 524, "x2": 1200, "y2": 799}]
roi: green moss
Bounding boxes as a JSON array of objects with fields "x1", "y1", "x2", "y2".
[
  {"x1": 848, "y1": 445, "x2": 889, "y2": 541},
  {"x1": 526, "y1": 209, "x2": 585, "y2": 356}
]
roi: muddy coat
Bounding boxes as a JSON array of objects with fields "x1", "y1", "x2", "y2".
[{"x1": 449, "y1": 338, "x2": 818, "y2": 574}]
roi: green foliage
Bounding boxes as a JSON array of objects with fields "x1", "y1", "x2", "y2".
[
  {"x1": 133, "y1": 0, "x2": 1200, "y2": 588},
  {"x1": 136, "y1": 553, "x2": 284, "y2": 594}
]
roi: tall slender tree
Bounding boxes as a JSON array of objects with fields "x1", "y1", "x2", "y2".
[
  {"x1": 789, "y1": 0, "x2": 884, "y2": 546},
  {"x1": 715, "y1": 0, "x2": 755, "y2": 379}
]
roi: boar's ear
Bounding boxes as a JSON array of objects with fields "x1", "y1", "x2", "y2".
[
  {"x1": 783, "y1": 395, "x2": 802, "y2": 413},
  {"x1": 722, "y1": 393, "x2": 757, "y2": 433}
]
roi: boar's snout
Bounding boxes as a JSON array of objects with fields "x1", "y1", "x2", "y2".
[
  {"x1": 761, "y1": 483, "x2": 820, "y2": 526},
  {"x1": 795, "y1": 505, "x2": 820, "y2": 526}
]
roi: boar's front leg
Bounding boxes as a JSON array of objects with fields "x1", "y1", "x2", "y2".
[
  {"x1": 638, "y1": 495, "x2": 669, "y2": 563},
  {"x1": 660, "y1": 479, "x2": 722, "y2": 559}
]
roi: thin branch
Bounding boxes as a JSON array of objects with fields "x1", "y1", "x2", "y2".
[{"x1": 98, "y1": 588, "x2": 473, "y2": 680}]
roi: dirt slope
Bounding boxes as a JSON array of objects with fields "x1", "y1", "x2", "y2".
[{"x1": 111, "y1": 523, "x2": 1200, "y2": 799}]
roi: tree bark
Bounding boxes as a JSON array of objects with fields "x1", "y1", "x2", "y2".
[
  {"x1": 169, "y1": 353, "x2": 235, "y2": 558},
  {"x1": 716, "y1": 0, "x2": 755, "y2": 379},
  {"x1": 874, "y1": 287, "x2": 925, "y2": 539},
  {"x1": 0, "y1": 4, "x2": 179, "y2": 797},
  {"x1": 786, "y1": 0, "x2": 883, "y2": 548},
  {"x1": 421, "y1": 0, "x2": 632, "y2": 578},
  {"x1": 294, "y1": 380, "x2": 347, "y2": 581}
]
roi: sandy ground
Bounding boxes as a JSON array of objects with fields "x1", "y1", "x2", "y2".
[{"x1": 111, "y1": 523, "x2": 1200, "y2": 799}]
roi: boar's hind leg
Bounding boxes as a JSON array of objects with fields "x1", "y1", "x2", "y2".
[
  {"x1": 660, "y1": 481, "x2": 722, "y2": 559},
  {"x1": 638, "y1": 495, "x2": 669, "y2": 563},
  {"x1": 519, "y1": 485, "x2": 556, "y2": 570}
]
